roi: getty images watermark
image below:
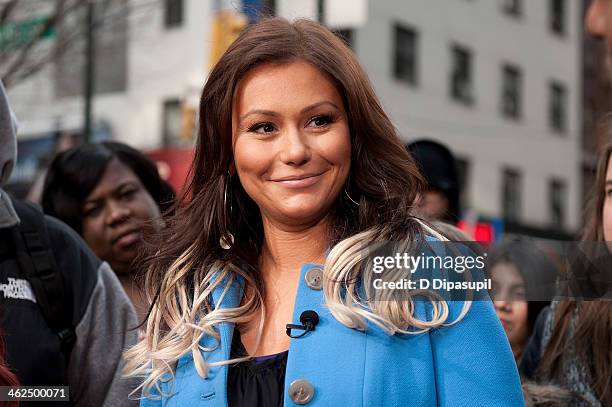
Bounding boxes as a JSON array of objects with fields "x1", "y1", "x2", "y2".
[
  {"x1": 370, "y1": 249, "x2": 491, "y2": 294},
  {"x1": 363, "y1": 240, "x2": 612, "y2": 302}
]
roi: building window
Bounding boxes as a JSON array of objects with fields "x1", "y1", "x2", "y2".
[
  {"x1": 164, "y1": 0, "x2": 183, "y2": 28},
  {"x1": 393, "y1": 24, "x2": 418, "y2": 85},
  {"x1": 549, "y1": 178, "x2": 566, "y2": 228},
  {"x1": 450, "y1": 44, "x2": 473, "y2": 104},
  {"x1": 502, "y1": 168, "x2": 522, "y2": 222},
  {"x1": 162, "y1": 99, "x2": 182, "y2": 146},
  {"x1": 550, "y1": 81, "x2": 567, "y2": 133},
  {"x1": 502, "y1": 0, "x2": 522, "y2": 16},
  {"x1": 550, "y1": 0, "x2": 565, "y2": 35},
  {"x1": 501, "y1": 64, "x2": 522, "y2": 119},
  {"x1": 334, "y1": 28, "x2": 354, "y2": 50}
]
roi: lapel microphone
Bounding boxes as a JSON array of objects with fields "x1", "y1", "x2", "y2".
[{"x1": 286, "y1": 310, "x2": 320, "y2": 338}]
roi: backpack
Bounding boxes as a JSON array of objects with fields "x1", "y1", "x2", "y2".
[{"x1": 0, "y1": 200, "x2": 76, "y2": 363}]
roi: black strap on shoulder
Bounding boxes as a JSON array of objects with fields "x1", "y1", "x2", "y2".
[{"x1": 11, "y1": 200, "x2": 76, "y2": 362}]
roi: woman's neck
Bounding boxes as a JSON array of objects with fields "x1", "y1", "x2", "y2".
[
  {"x1": 259, "y1": 215, "x2": 329, "y2": 278},
  {"x1": 237, "y1": 216, "x2": 330, "y2": 356},
  {"x1": 118, "y1": 273, "x2": 147, "y2": 324}
]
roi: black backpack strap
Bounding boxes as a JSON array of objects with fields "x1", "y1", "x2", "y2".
[{"x1": 11, "y1": 201, "x2": 76, "y2": 362}]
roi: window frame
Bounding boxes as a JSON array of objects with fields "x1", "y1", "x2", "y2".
[
  {"x1": 502, "y1": 167, "x2": 522, "y2": 222},
  {"x1": 501, "y1": 0, "x2": 522, "y2": 18},
  {"x1": 393, "y1": 23, "x2": 419, "y2": 86},
  {"x1": 548, "y1": 178, "x2": 566, "y2": 228},
  {"x1": 162, "y1": 98, "x2": 182, "y2": 146},
  {"x1": 500, "y1": 63, "x2": 523, "y2": 120},
  {"x1": 550, "y1": 0, "x2": 566, "y2": 36},
  {"x1": 164, "y1": 0, "x2": 184, "y2": 29},
  {"x1": 450, "y1": 44, "x2": 474, "y2": 105},
  {"x1": 549, "y1": 80, "x2": 567, "y2": 134}
]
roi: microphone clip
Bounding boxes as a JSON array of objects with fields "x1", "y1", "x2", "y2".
[{"x1": 286, "y1": 310, "x2": 320, "y2": 339}]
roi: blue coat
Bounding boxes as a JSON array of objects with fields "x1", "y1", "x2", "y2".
[{"x1": 140, "y1": 246, "x2": 524, "y2": 406}]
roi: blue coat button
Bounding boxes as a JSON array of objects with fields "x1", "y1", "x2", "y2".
[
  {"x1": 304, "y1": 266, "x2": 324, "y2": 290},
  {"x1": 288, "y1": 379, "x2": 315, "y2": 404}
]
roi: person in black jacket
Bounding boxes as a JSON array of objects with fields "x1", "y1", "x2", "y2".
[
  {"x1": 406, "y1": 140, "x2": 462, "y2": 223},
  {"x1": 0, "y1": 80, "x2": 139, "y2": 406}
]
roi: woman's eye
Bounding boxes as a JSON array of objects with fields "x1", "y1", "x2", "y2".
[
  {"x1": 308, "y1": 115, "x2": 333, "y2": 128},
  {"x1": 606, "y1": 188, "x2": 612, "y2": 198},
  {"x1": 248, "y1": 123, "x2": 276, "y2": 134},
  {"x1": 84, "y1": 206, "x2": 102, "y2": 218},
  {"x1": 119, "y1": 188, "x2": 137, "y2": 201}
]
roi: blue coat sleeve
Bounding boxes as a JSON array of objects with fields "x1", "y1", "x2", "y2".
[{"x1": 428, "y1": 299, "x2": 525, "y2": 406}]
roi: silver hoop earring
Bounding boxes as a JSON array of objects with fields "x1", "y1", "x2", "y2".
[
  {"x1": 344, "y1": 188, "x2": 359, "y2": 206},
  {"x1": 220, "y1": 174, "x2": 235, "y2": 250}
]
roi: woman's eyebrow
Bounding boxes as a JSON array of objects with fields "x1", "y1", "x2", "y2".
[
  {"x1": 84, "y1": 197, "x2": 102, "y2": 206},
  {"x1": 84, "y1": 181, "x2": 137, "y2": 205},
  {"x1": 238, "y1": 101, "x2": 340, "y2": 124},
  {"x1": 300, "y1": 100, "x2": 339, "y2": 114},
  {"x1": 238, "y1": 109, "x2": 279, "y2": 123},
  {"x1": 112, "y1": 181, "x2": 138, "y2": 194}
]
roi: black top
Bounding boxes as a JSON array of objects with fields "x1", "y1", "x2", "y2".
[{"x1": 227, "y1": 329, "x2": 288, "y2": 407}]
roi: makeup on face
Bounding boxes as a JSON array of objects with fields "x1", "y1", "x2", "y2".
[{"x1": 231, "y1": 61, "x2": 351, "y2": 226}]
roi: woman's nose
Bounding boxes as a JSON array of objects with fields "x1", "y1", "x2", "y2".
[
  {"x1": 106, "y1": 201, "x2": 131, "y2": 226},
  {"x1": 279, "y1": 127, "x2": 311, "y2": 166},
  {"x1": 493, "y1": 299, "x2": 512, "y2": 313}
]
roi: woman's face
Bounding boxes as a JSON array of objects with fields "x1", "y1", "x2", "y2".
[
  {"x1": 603, "y1": 153, "x2": 612, "y2": 242},
  {"x1": 81, "y1": 158, "x2": 161, "y2": 274},
  {"x1": 232, "y1": 61, "x2": 351, "y2": 227},
  {"x1": 490, "y1": 262, "x2": 529, "y2": 350}
]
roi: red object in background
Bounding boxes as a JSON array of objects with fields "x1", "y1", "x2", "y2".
[
  {"x1": 146, "y1": 147, "x2": 194, "y2": 195},
  {"x1": 457, "y1": 220, "x2": 495, "y2": 242}
]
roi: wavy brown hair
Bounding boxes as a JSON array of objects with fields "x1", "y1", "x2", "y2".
[
  {"x1": 124, "y1": 17, "x2": 466, "y2": 397},
  {"x1": 537, "y1": 144, "x2": 612, "y2": 405}
]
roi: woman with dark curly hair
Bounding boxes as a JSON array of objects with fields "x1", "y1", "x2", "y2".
[{"x1": 42, "y1": 141, "x2": 175, "y2": 321}]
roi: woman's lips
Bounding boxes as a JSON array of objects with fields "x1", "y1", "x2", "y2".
[
  {"x1": 115, "y1": 231, "x2": 141, "y2": 248},
  {"x1": 272, "y1": 173, "x2": 324, "y2": 189}
]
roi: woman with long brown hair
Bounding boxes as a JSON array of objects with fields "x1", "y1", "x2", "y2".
[
  {"x1": 124, "y1": 17, "x2": 522, "y2": 406},
  {"x1": 520, "y1": 143, "x2": 612, "y2": 406}
]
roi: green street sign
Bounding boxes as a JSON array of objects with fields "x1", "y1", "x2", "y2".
[{"x1": 0, "y1": 16, "x2": 56, "y2": 51}]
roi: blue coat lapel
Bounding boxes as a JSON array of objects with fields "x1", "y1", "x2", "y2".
[
  {"x1": 166, "y1": 272, "x2": 244, "y2": 406},
  {"x1": 284, "y1": 264, "x2": 367, "y2": 406}
]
